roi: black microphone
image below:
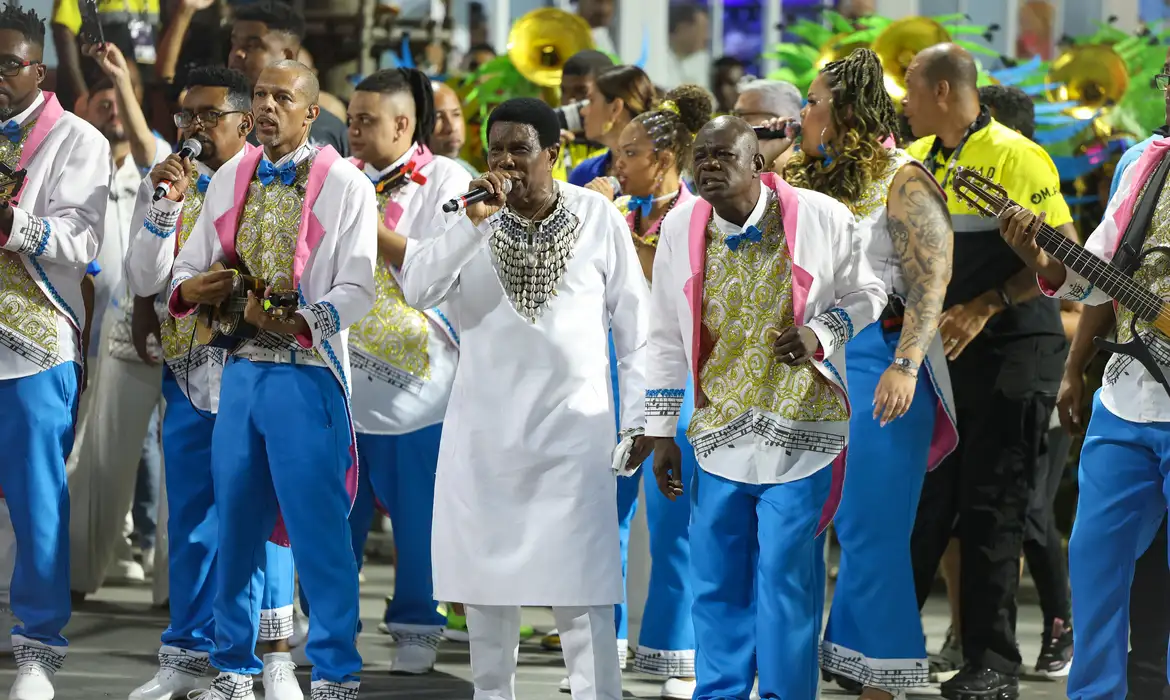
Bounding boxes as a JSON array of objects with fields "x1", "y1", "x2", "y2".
[
  {"x1": 754, "y1": 123, "x2": 801, "y2": 141},
  {"x1": 442, "y1": 178, "x2": 512, "y2": 213},
  {"x1": 153, "y1": 138, "x2": 203, "y2": 202}
]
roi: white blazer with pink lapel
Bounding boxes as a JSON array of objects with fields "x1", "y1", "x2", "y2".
[
  {"x1": 645, "y1": 171, "x2": 887, "y2": 532},
  {"x1": 167, "y1": 143, "x2": 378, "y2": 544},
  {"x1": 0, "y1": 91, "x2": 111, "y2": 379}
]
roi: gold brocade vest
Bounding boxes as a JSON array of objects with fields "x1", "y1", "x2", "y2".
[
  {"x1": 160, "y1": 175, "x2": 206, "y2": 362},
  {"x1": 688, "y1": 191, "x2": 847, "y2": 439},
  {"x1": 1118, "y1": 175, "x2": 1170, "y2": 345},
  {"x1": 0, "y1": 118, "x2": 60, "y2": 360},
  {"x1": 235, "y1": 157, "x2": 319, "y2": 356},
  {"x1": 348, "y1": 187, "x2": 431, "y2": 380}
]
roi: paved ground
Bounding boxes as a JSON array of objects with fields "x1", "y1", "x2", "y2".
[{"x1": 12, "y1": 562, "x2": 1067, "y2": 699}]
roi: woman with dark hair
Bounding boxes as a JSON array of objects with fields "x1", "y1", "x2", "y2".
[
  {"x1": 568, "y1": 64, "x2": 658, "y2": 187},
  {"x1": 780, "y1": 48, "x2": 958, "y2": 700},
  {"x1": 578, "y1": 84, "x2": 712, "y2": 700}
]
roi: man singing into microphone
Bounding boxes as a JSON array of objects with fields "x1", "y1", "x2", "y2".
[
  {"x1": 124, "y1": 66, "x2": 300, "y2": 700},
  {"x1": 168, "y1": 59, "x2": 376, "y2": 700},
  {"x1": 400, "y1": 96, "x2": 650, "y2": 700}
]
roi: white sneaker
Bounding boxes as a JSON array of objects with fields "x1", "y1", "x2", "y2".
[
  {"x1": 389, "y1": 631, "x2": 440, "y2": 675},
  {"x1": 186, "y1": 672, "x2": 255, "y2": 700},
  {"x1": 10, "y1": 637, "x2": 63, "y2": 700},
  {"x1": 558, "y1": 677, "x2": 570, "y2": 694},
  {"x1": 106, "y1": 558, "x2": 146, "y2": 585},
  {"x1": 262, "y1": 653, "x2": 302, "y2": 700},
  {"x1": 129, "y1": 647, "x2": 209, "y2": 700},
  {"x1": 661, "y1": 678, "x2": 696, "y2": 699}
]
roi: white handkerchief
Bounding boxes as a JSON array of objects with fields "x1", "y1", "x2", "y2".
[{"x1": 611, "y1": 433, "x2": 643, "y2": 477}]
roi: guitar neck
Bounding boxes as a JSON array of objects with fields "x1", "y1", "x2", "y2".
[{"x1": 1029, "y1": 223, "x2": 1160, "y2": 322}]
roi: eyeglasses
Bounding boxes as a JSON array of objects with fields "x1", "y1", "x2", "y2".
[
  {"x1": 0, "y1": 59, "x2": 39, "y2": 77},
  {"x1": 173, "y1": 109, "x2": 246, "y2": 129},
  {"x1": 1155, "y1": 74, "x2": 1170, "y2": 91}
]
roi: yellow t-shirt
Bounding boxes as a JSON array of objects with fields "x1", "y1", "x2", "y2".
[
  {"x1": 51, "y1": 0, "x2": 159, "y2": 35},
  {"x1": 907, "y1": 116, "x2": 1072, "y2": 342},
  {"x1": 554, "y1": 141, "x2": 606, "y2": 183}
]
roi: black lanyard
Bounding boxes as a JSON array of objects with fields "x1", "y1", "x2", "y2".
[{"x1": 923, "y1": 105, "x2": 991, "y2": 190}]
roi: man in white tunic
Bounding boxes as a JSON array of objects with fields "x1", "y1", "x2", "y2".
[
  {"x1": 638, "y1": 116, "x2": 886, "y2": 700},
  {"x1": 400, "y1": 96, "x2": 650, "y2": 700},
  {"x1": 0, "y1": 6, "x2": 111, "y2": 699}
]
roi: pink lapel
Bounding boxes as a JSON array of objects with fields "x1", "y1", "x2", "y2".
[
  {"x1": 685, "y1": 197, "x2": 711, "y2": 395},
  {"x1": 1113, "y1": 137, "x2": 1170, "y2": 254},
  {"x1": 293, "y1": 145, "x2": 340, "y2": 288},
  {"x1": 18, "y1": 92, "x2": 63, "y2": 172},
  {"x1": 351, "y1": 144, "x2": 435, "y2": 230},
  {"x1": 761, "y1": 172, "x2": 810, "y2": 323},
  {"x1": 213, "y1": 146, "x2": 265, "y2": 267}
]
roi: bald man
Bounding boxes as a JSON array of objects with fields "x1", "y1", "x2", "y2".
[
  {"x1": 640, "y1": 115, "x2": 885, "y2": 700},
  {"x1": 902, "y1": 43, "x2": 1077, "y2": 698},
  {"x1": 431, "y1": 81, "x2": 477, "y2": 175},
  {"x1": 168, "y1": 58, "x2": 378, "y2": 700}
]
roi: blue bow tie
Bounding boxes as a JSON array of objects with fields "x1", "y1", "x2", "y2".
[
  {"x1": 257, "y1": 159, "x2": 297, "y2": 187},
  {"x1": 1, "y1": 120, "x2": 21, "y2": 144},
  {"x1": 628, "y1": 194, "x2": 655, "y2": 218},
  {"x1": 725, "y1": 225, "x2": 763, "y2": 252},
  {"x1": 196, "y1": 174, "x2": 211, "y2": 194}
]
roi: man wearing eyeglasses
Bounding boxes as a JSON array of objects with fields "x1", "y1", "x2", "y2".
[
  {"x1": 63, "y1": 39, "x2": 172, "y2": 603},
  {"x1": 0, "y1": 6, "x2": 111, "y2": 699},
  {"x1": 123, "y1": 65, "x2": 302, "y2": 700}
]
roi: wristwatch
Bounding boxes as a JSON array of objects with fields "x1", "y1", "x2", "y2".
[{"x1": 892, "y1": 357, "x2": 919, "y2": 376}]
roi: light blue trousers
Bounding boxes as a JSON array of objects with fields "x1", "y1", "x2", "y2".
[
  {"x1": 691, "y1": 467, "x2": 831, "y2": 700},
  {"x1": 159, "y1": 370, "x2": 295, "y2": 652},
  {"x1": 0, "y1": 362, "x2": 78, "y2": 648},
  {"x1": 1067, "y1": 391, "x2": 1170, "y2": 700},
  {"x1": 210, "y1": 358, "x2": 361, "y2": 683},
  {"x1": 822, "y1": 322, "x2": 934, "y2": 688}
]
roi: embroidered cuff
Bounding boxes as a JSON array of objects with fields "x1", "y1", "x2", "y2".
[
  {"x1": 168, "y1": 274, "x2": 197, "y2": 318},
  {"x1": 2, "y1": 207, "x2": 50, "y2": 257},
  {"x1": 1037, "y1": 270, "x2": 1094, "y2": 302},
  {"x1": 296, "y1": 301, "x2": 341, "y2": 349},
  {"x1": 645, "y1": 388, "x2": 684, "y2": 438},
  {"x1": 807, "y1": 307, "x2": 854, "y2": 361},
  {"x1": 144, "y1": 197, "x2": 182, "y2": 239}
]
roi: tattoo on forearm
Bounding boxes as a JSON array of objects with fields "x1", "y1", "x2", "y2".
[{"x1": 888, "y1": 170, "x2": 954, "y2": 358}]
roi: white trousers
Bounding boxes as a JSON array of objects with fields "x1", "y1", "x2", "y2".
[
  {"x1": 66, "y1": 312, "x2": 163, "y2": 594},
  {"x1": 466, "y1": 604, "x2": 621, "y2": 700}
]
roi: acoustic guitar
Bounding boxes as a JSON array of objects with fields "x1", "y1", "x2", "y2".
[
  {"x1": 0, "y1": 163, "x2": 28, "y2": 206},
  {"x1": 952, "y1": 166, "x2": 1170, "y2": 399},
  {"x1": 194, "y1": 261, "x2": 299, "y2": 351}
]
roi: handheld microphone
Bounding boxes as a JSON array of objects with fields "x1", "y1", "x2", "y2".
[
  {"x1": 442, "y1": 178, "x2": 513, "y2": 213},
  {"x1": 153, "y1": 139, "x2": 203, "y2": 202},
  {"x1": 753, "y1": 123, "x2": 801, "y2": 141}
]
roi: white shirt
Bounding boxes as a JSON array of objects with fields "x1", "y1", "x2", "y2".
[
  {"x1": 0, "y1": 90, "x2": 110, "y2": 379},
  {"x1": 1040, "y1": 157, "x2": 1170, "y2": 424},
  {"x1": 96, "y1": 134, "x2": 171, "y2": 359},
  {"x1": 658, "y1": 49, "x2": 710, "y2": 90}
]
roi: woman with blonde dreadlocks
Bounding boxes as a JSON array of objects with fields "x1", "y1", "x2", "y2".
[
  {"x1": 779, "y1": 48, "x2": 958, "y2": 699},
  {"x1": 581, "y1": 84, "x2": 712, "y2": 700}
]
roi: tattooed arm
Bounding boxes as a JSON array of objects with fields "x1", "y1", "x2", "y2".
[{"x1": 886, "y1": 164, "x2": 954, "y2": 365}]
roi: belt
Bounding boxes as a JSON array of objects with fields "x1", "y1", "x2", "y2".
[
  {"x1": 233, "y1": 348, "x2": 328, "y2": 367},
  {"x1": 880, "y1": 296, "x2": 906, "y2": 331}
]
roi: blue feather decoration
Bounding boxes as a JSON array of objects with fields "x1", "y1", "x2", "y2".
[
  {"x1": 634, "y1": 27, "x2": 648, "y2": 69},
  {"x1": 400, "y1": 35, "x2": 415, "y2": 69},
  {"x1": 988, "y1": 55, "x2": 1043, "y2": 85},
  {"x1": 1034, "y1": 121, "x2": 1092, "y2": 144}
]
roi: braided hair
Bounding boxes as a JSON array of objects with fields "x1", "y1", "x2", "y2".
[
  {"x1": 354, "y1": 68, "x2": 436, "y2": 147},
  {"x1": 631, "y1": 84, "x2": 713, "y2": 173},
  {"x1": 783, "y1": 48, "x2": 901, "y2": 210}
]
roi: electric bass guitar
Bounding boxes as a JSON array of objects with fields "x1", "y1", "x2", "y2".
[
  {"x1": 952, "y1": 166, "x2": 1170, "y2": 399},
  {"x1": 194, "y1": 261, "x2": 299, "y2": 352}
]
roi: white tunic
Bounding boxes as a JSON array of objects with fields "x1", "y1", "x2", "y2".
[
  {"x1": 0, "y1": 91, "x2": 110, "y2": 380},
  {"x1": 349, "y1": 146, "x2": 470, "y2": 434},
  {"x1": 400, "y1": 183, "x2": 649, "y2": 606}
]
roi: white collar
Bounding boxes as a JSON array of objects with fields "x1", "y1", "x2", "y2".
[
  {"x1": 2, "y1": 90, "x2": 43, "y2": 129},
  {"x1": 712, "y1": 184, "x2": 769, "y2": 235},
  {"x1": 263, "y1": 139, "x2": 313, "y2": 168},
  {"x1": 363, "y1": 142, "x2": 419, "y2": 181}
]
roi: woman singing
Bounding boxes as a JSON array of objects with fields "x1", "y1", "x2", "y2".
[
  {"x1": 578, "y1": 84, "x2": 712, "y2": 700},
  {"x1": 780, "y1": 48, "x2": 958, "y2": 700}
]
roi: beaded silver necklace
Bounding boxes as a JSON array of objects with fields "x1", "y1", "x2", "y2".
[{"x1": 488, "y1": 183, "x2": 582, "y2": 323}]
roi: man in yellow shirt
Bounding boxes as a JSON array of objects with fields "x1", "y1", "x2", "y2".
[{"x1": 901, "y1": 43, "x2": 1078, "y2": 700}]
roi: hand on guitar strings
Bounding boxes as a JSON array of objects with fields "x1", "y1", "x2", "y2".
[
  {"x1": 998, "y1": 205, "x2": 1049, "y2": 269},
  {"x1": 179, "y1": 269, "x2": 235, "y2": 306},
  {"x1": 243, "y1": 288, "x2": 310, "y2": 338}
]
